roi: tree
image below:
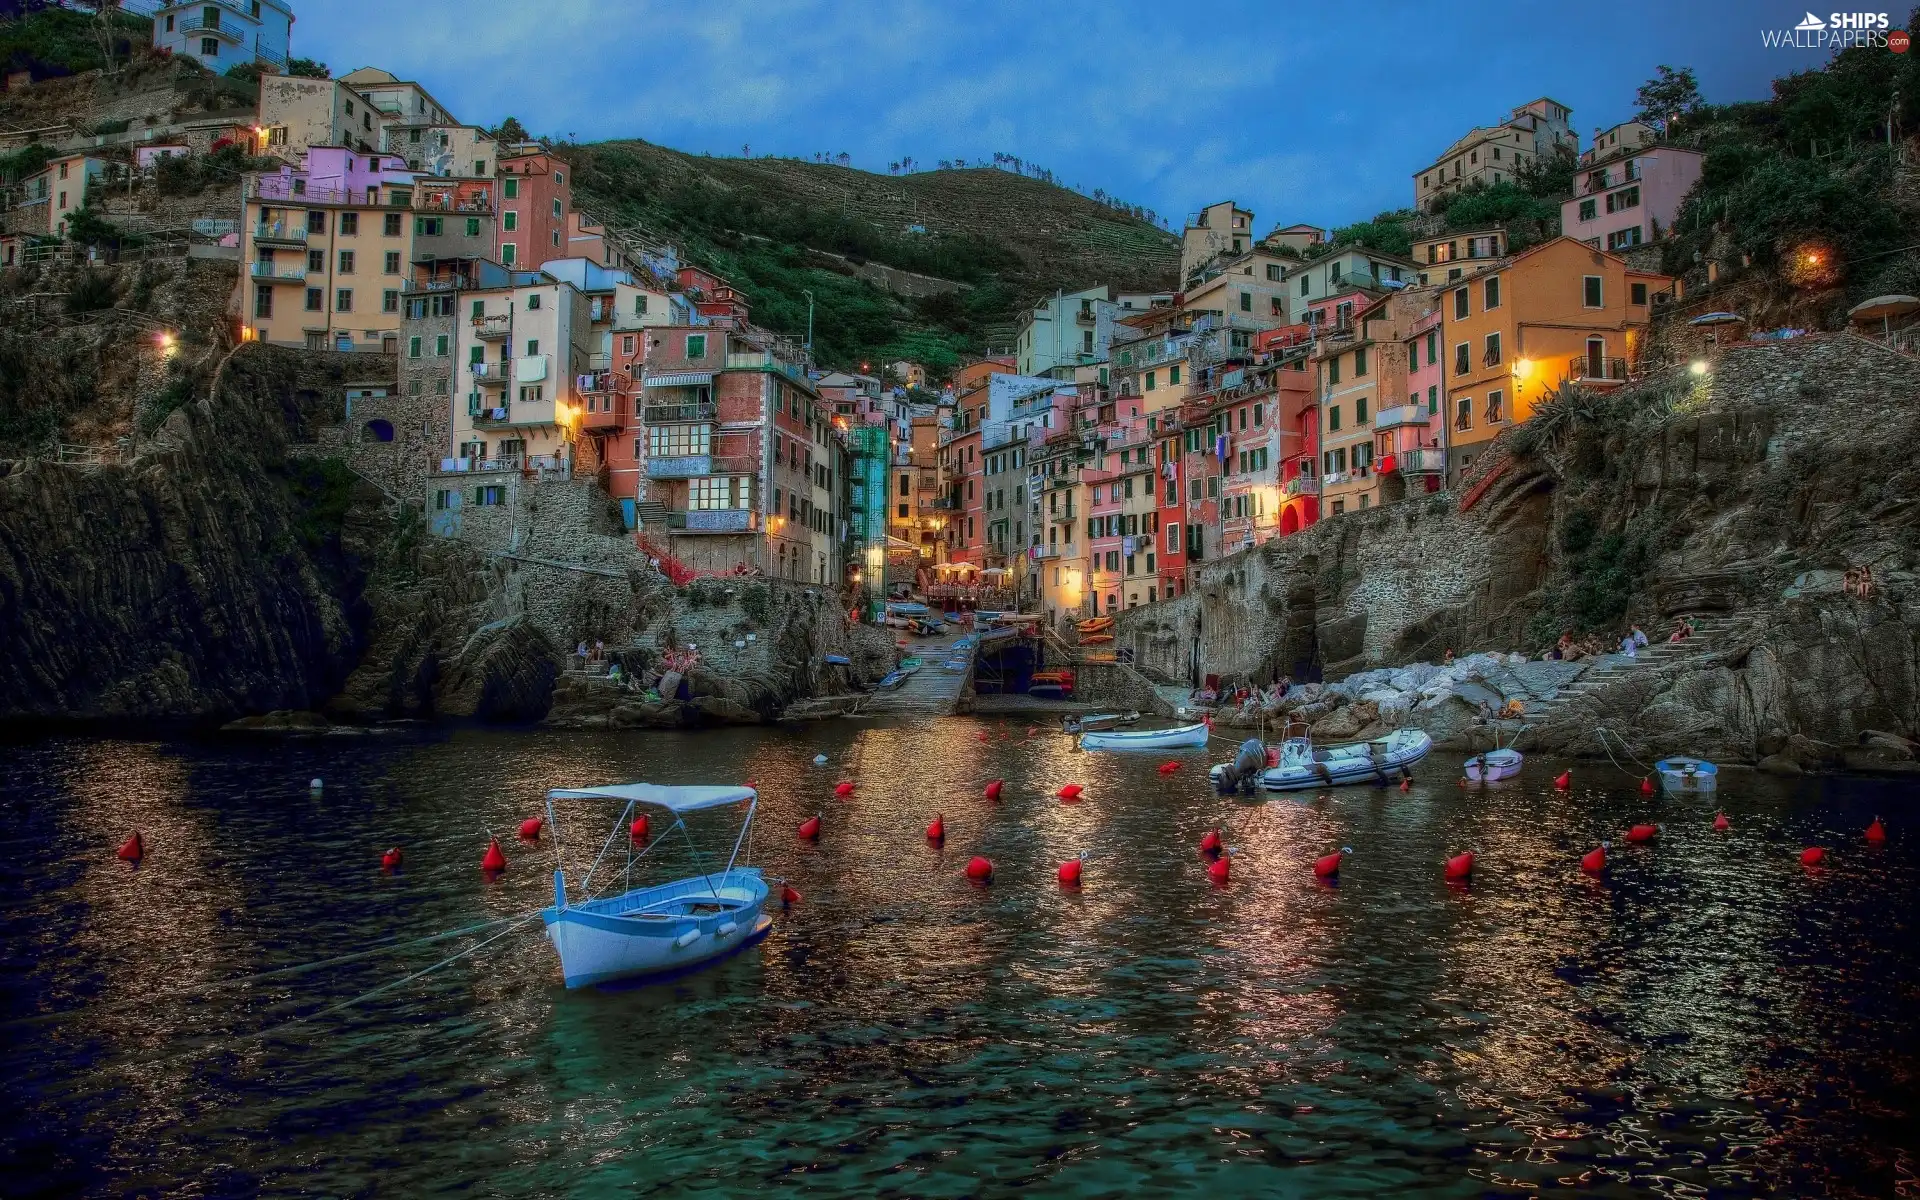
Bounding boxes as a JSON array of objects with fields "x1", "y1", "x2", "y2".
[
  {"x1": 1636, "y1": 65, "x2": 1703, "y2": 133},
  {"x1": 286, "y1": 56, "x2": 328, "y2": 78},
  {"x1": 490, "y1": 116, "x2": 531, "y2": 145}
]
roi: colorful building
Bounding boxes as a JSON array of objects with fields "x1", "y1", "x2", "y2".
[
  {"x1": 1414, "y1": 97, "x2": 1577, "y2": 213},
  {"x1": 151, "y1": 0, "x2": 293, "y2": 73},
  {"x1": 1016, "y1": 286, "x2": 1121, "y2": 379},
  {"x1": 1413, "y1": 227, "x2": 1508, "y2": 286},
  {"x1": 497, "y1": 151, "x2": 572, "y2": 270},
  {"x1": 1562, "y1": 134, "x2": 1704, "y2": 255}
]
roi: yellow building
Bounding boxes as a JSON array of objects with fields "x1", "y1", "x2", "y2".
[
  {"x1": 1440, "y1": 236, "x2": 1669, "y2": 480},
  {"x1": 1414, "y1": 98, "x2": 1576, "y2": 213},
  {"x1": 1413, "y1": 227, "x2": 1508, "y2": 286}
]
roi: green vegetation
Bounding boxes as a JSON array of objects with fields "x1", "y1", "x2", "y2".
[
  {"x1": 1664, "y1": 20, "x2": 1920, "y2": 296},
  {"x1": 138, "y1": 372, "x2": 196, "y2": 438},
  {"x1": 287, "y1": 57, "x2": 329, "y2": 79},
  {"x1": 1441, "y1": 181, "x2": 1563, "y2": 249},
  {"x1": 1326, "y1": 212, "x2": 1414, "y2": 259},
  {"x1": 0, "y1": 4, "x2": 150, "y2": 79},
  {"x1": 153, "y1": 143, "x2": 278, "y2": 196},
  {"x1": 280, "y1": 457, "x2": 356, "y2": 552},
  {"x1": 63, "y1": 268, "x2": 117, "y2": 313},
  {"x1": 0, "y1": 141, "x2": 53, "y2": 181}
]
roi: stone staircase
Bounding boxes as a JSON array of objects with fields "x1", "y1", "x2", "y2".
[{"x1": 1523, "y1": 612, "x2": 1741, "y2": 723}]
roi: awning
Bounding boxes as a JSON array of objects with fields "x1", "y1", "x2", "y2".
[
  {"x1": 645, "y1": 372, "x2": 715, "y2": 388},
  {"x1": 547, "y1": 783, "x2": 754, "y2": 812}
]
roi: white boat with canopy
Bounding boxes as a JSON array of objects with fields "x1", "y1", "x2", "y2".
[
  {"x1": 1080, "y1": 721, "x2": 1211, "y2": 751},
  {"x1": 540, "y1": 783, "x2": 771, "y2": 989}
]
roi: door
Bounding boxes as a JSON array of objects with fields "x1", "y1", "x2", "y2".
[{"x1": 1586, "y1": 337, "x2": 1604, "y2": 380}]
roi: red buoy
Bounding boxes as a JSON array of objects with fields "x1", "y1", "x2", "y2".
[
  {"x1": 926, "y1": 813, "x2": 945, "y2": 841},
  {"x1": 1713, "y1": 811, "x2": 1730, "y2": 832},
  {"x1": 630, "y1": 814, "x2": 650, "y2": 842},
  {"x1": 1444, "y1": 851, "x2": 1475, "y2": 880},
  {"x1": 1581, "y1": 843, "x2": 1609, "y2": 873},
  {"x1": 1199, "y1": 828, "x2": 1223, "y2": 856},
  {"x1": 1207, "y1": 854, "x2": 1231, "y2": 885},
  {"x1": 1457, "y1": 777, "x2": 1468, "y2": 788},
  {"x1": 1266, "y1": 747, "x2": 1280, "y2": 767},
  {"x1": 1640, "y1": 777, "x2": 1655, "y2": 795},
  {"x1": 1314, "y1": 847, "x2": 1348, "y2": 878},
  {"x1": 116, "y1": 832, "x2": 144, "y2": 862},
  {"x1": 1158, "y1": 761, "x2": 1181, "y2": 775},
  {"x1": 1866, "y1": 817, "x2": 1887, "y2": 845},
  {"x1": 834, "y1": 780, "x2": 855, "y2": 798},
  {"x1": 381, "y1": 846, "x2": 404, "y2": 870},
  {"x1": 1058, "y1": 857, "x2": 1083, "y2": 886},
  {"x1": 1554, "y1": 770, "x2": 1572, "y2": 791},
  {"x1": 1026, "y1": 726, "x2": 1039, "y2": 738},
  {"x1": 976, "y1": 731, "x2": 991, "y2": 742},
  {"x1": 797, "y1": 815, "x2": 821, "y2": 841},
  {"x1": 965, "y1": 855, "x2": 994, "y2": 882},
  {"x1": 1800, "y1": 846, "x2": 1826, "y2": 866},
  {"x1": 780, "y1": 882, "x2": 801, "y2": 907},
  {"x1": 1627, "y1": 823, "x2": 1659, "y2": 843},
  {"x1": 1399, "y1": 776, "x2": 1412, "y2": 792},
  {"x1": 517, "y1": 816, "x2": 543, "y2": 841},
  {"x1": 984, "y1": 779, "x2": 1003, "y2": 801},
  {"x1": 1056, "y1": 783, "x2": 1084, "y2": 802},
  {"x1": 481, "y1": 837, "x2": 508, "y2": 873}
]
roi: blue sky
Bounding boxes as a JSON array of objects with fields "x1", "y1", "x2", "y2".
[{"x1": 298, "y1": 0, "x2": 1858, "y2": 233}]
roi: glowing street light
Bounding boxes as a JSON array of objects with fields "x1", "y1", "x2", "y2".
[{"x1": 1689, "y1": 360, "x2": 1708, "y2": 376}]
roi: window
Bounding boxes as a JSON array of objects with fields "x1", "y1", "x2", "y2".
[
  {"x1": 1167, "y1": 524, "x2": 1180, "y2": 553},
  {"x1": 1454, "y1": 342, "x2": 1470, "y2": 376},
  {"x1": 1356, "y1": 395, "x2": 1368, "y2": 424},
  {"x1": 1427, "y1": 384, "x2": 1438, "y2": 415},
  {"x1": 338, "y1": 250, "x2": 355, "y2": 274},
  {"x1": 335, "y1": 288, "x2": 352, "y2": 312},
  {"x1": 1455, "y1": 395, "x2": 1471, "y2": 431},
  {"x1": 687, "y1": 333, "x2": 707, "y2": 359},
  {"x1": 435, "y1": 334, "x2": 449, "y2": 356},
  {"x1": 1426, "y1": 329, "x2": 1438, "y2": 363},
  {"x1": 1328, "y1": 356, "x2": 1340, "y2": 385},
  {"x1": 1486, "y1": 389, "x2": 1504, "y2": 423},
  {"x1": 382, "y1": 290, "x2": 399, "y2": 313},
  {"x1": 1605, "y1": 185, "x2": 1641, "y2": 214},
  {"x1": 253, "y1": 284, "x2": 272, "y2": 319},
  {"x1": 304, "y1": 248, "x2": 323, "y2": 273},
  {"x1": 552, "y1": 199, "x2": 562, "y2": 220},
  {"x1": 634, "y1": 294, "x2": 649, "y2": 315},
  {"x1": 1253, "y1": 402, "x2": 1263, "y2": 426},
  {"x1": 689, "y1": 477, "x2": 740, "y2": 510},
  {"x1": 201, "y1": 37, "x2": 219, "y2": 56},
  {"x1": 1328, "y1": 405, "x2": 1341, "y2": 432},
  {"x1": 1239, "y1": 291, "x2": 1252, "y2": 312},
  {"x1": 1583, "y1": 276, "x2": 1603, "y2": 308},
  {"x1": 307, "y1": 211, "x2": 325, "y2": 234},
  {"x1": 1299, "y1": 275, "x2": 1309, "y2": 296},
  {"x1": 1454, "y1": 288, "x2": 1468, "y2": 320},
  {"x1": 648, "y1": 424, "x2": 712, "y2": 457},
  {"x1": 1483, "y1": 332, "x2": 1501, "y2": 367},
  {"x1": 1266, "y1": 264, "x2": 1282, "y2": 281},
  {"x1": 1607, "y1": 226, "x2": 1643, "y2": 251},
  {"x1": 414, "y1": 216, "x2": 443, "y2": 237},
  {"x1": 1169, "y1": 365, "x2": 1180, "y2": 385},
  {"x1": 502, "y1": 244, "x2": 516, "y2": 265},
  {"x1": 409, "y1": 335, "x2": 422, "y2": 359},
  {"x1": 1354, "y1": 346, "x2": 1368, "y2": 377},
  {"x1": 1483, "y1": 275, "x2": 1500, "y2": 310},
  {"x1": 525, "y1": 338, "x2": 539, "y2": 356},
  {"x1": 1631, "y1": 281, "x2": 1649, "y2": 305},
  {"x1": 502, "y1": 211, "x2": 517, "y2": 232},
  {"x1": 503, "y1": 178, "x2": 519, "y2": 200},
  {"x1": 1578, "y1": 198, "x2": 1596, "y2": 222},
  {"x1": 305, "y1": 287, "x2": 322, "y2": 311},
  {"x1": 339, "y1": 213, "x2": 358, "y2": 235},
  {"x1": 1145, "y1": 370, "x2": 1157, "y2": 391}
]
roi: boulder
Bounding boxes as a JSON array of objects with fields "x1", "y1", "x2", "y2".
[
  {"x1": 221, "y1": 709, "x2": 329, "y2": 733},
  {"x1": 1756, "y1": 753, "x2": 1803, "y2": 776},
  {"x1": 1312, "y1": 700, "x2": 1379, "y2": 741}
]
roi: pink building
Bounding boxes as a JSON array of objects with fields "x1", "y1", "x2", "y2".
[
  {"x1": 1561, "y1": 140, "x2": 1703, "y2": 255},
  {"x1": 1401, "y1": 308, "x2": 1446, "y2": 488},
  {"x1": 251, "y1": 146, "x2": 418, "y2": 204}
]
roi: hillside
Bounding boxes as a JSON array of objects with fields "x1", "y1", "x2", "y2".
[{"x1": 566, "y1": 140, "x2": 1181, "y2": 373}]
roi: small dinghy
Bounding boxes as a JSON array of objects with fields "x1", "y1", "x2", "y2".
[
  {"x1": 1213, "y1": 728, "x2": 1432, "y2": 791},
  {"x1": 1081, "y1": 721, "x2": 1210, "y2": 752},
  {"x1": 541, "y1": 783, "x2": 770, "y2": 989},
  {"x1": 1062, "y1": 710, "x2": 1141, "y2": 735},
  {"x1": 1464, "y1": 747, "x2": 1524, "y2": 783},
  {"x1": 1655, "y1": 757, "x2": 1718, "y2": 793}
]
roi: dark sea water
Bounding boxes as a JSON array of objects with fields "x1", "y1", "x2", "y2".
[{"x1": 1, "y1": 721, "x2": 1916, "y2": 1198}]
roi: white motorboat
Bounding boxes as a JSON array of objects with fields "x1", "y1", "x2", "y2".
[
  {"x1": 1080, "y1": 721, "x2": 1211, "y2": 752},
  {"x1": 1062, "y1": 710, "x2": 1141, "y2": 735},
  {"x1": 540, "y1": 783, "x2": 771, "y2": 989},
  {"x1": 1464, "y1": 747, "x2": 1524, "y2": 782},
  {"x1": 1212, "y1": 728, "x2": 1433, "y2": 791},
  {"x1": 1655, "y1": 757, "x2": 1718, "y2": 793}
]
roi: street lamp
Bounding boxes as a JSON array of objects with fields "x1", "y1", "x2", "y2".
[{"x1": 801, "y1": 289, "x2": 814, "y2": 355}]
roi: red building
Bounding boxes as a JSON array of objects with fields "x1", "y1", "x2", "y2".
[{"x1": 496, "y1": 151, "x2": 572, "y2": 270}]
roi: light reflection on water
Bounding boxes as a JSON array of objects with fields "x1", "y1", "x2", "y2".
[{"x1": 1, "y1": 722, "x2": 1916, "y2": 1197}]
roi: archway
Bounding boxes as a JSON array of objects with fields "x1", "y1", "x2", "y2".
[
  {"x1": 362, "y1": 419, "x2": 394, "y2": 443},
  {"x1": 1280, "y1": 505, "x2": 1301, "y2": 536}
]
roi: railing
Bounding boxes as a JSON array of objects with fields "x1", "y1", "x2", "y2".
[
  {"x1": 473, "y1": 315, "x2": 510, "y2": 339},
  {"x1": 645, "y1": 455, "x2": 713, "y2": 479},
  {"x1": 437, "y1": 456, "x2": 523, "y2": 474},
  {"x1": 667, "y1": 509, "x2": 755, "y2": 533},
  {"x1": 641, "y1": 401, "x2": 716, "y2": 424},
  {"x1": 1075, "y1": 310, "x2": 1097, "y2": 326},
  {"x1": 1373, "y1": 403, "x2": 1426, "y2": 429},
  {"x1": 249, "y1": 262, "x2": 306, "y2": 282},
  {"x1": 1397, "y1": 448, "x2": 1446, "y2": 474},
  {"x1": 471, "y1": 361, "x2": 508, "y2": 384},
  {"x1": 1570, "y1": 355, "x2": 1630, "y2": 382},
  {"x1": 177, "y1": 15, "x2": 240, "y2": 39},
  {"x1": 582, "y1": 397, "x2": 629, "y2": 427},
  {"x1": 252, "y1": 222, "x2": 307, "y2": 245},
  {"x1": 919, "y1": 497, "x2": 957, "y2": 511},
  {"x1": 473, "y1": 405, "x2": 512, "y2": 425},
  {"x1": 725, "y1": 350, "x2": 773, "y2": 370},
  {"x1": 1282, "y1": 475, "x2": 1320, "y2": 496},
  {"x1": 414, "y1": 193, "x2": 494, "y2": 215}
]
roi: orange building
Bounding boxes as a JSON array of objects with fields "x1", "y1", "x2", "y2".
[{"x1": 1439, "y1": 237, "x2": 1668, "y2": 480}]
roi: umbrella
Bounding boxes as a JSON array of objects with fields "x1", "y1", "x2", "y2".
[
  {"x1": 1848, "y1": 294, "x2": 1920, "y2": 338},
  {"x1": 1687, "y1": 312, "x2": 1745, "y2": 326}
]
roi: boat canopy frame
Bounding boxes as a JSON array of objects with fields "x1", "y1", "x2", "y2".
[{"x1": 544, "y1": 784, "x2": 758, "y2": 911}]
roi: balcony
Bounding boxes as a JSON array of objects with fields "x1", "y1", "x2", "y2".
[
  {"x1": 177, "y1": 15, "x2": 242, "y2": 41},
  {"x1": 1397, "y1": 448, "x2": 1446, "y2": 474},
  {"x1": 724, "y1": 350, "x2": 773, "y2": 370},
  {"x1": 472, "y1": 404, "x2": 513, "y2": 426},
  {"x1": 919, "y1": 496, "x2": 957, "y2": 512},
  {"x1": 253, "y1": 222, "x2": 308, "y2": 246},
  {"x1": 473, "y1": 315, "x2": 511, "y2": 340},
  {"x1": 582, "y1": 397, "x2": 629, "y2": 429},
  {"x1": 1075, "y1": 309, "x2": 1097, "y2": 326},
  {"x1": 641, "y1": 400, "x2": 716, "y2": 425},
  {"x1": 471, "y1": 362, "x2": 508, "y2": 386},
  {"x1": 1373, "y1": 403, "x2": 1427, "y2": 430},
  {"x1": 249, "y1": 262, "x2": 306, "y2": 283},
  {"x1": 645, "y1": 455, "x2": 714, "y2": 479},
  {"x1": 1570, "y1": 355, "x2": 1630, "y2": 384},
  {"x1": 667, "y1": 509, "x2": 756, "y2": 534},
  {"x1": 1035, "y1": 544, "x2": 1066, "y2": 560},
  {"x1": 1283, "y1": 474, "x2": 1320, "y2": 496}
]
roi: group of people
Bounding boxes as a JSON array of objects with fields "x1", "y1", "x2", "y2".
[
  {"x1": 1845, "y1": 564, "x2": 1877, "y2": 598},
  {"x1": 1542, "y1": 619, "x2": 1693, "y2": 664}
]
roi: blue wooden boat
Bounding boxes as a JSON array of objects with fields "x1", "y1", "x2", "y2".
[
  {"x1": 1655, "y1": 757, "x2": 1718, "y2": 793},
  {"x1": 540, "y1": 783, "x2": 770, "y2": 989}
]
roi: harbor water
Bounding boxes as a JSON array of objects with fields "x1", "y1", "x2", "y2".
[{"x1": 2, "y1": 722, "x2": 1916, "y2": 1197}]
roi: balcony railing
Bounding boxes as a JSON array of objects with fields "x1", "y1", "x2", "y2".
[
  {"x1": 1570, "y1": 355, "x2": 1630, "y2": 383},
  {"x1": 473, "y1": 315, "x2": 511, "y2": 340},
  {"x1": 1373, "y1": 403, "x2": 1427, "y2": 430},
  {"x1": 473, "y1": 405, "x2": 513, "y2": 425},
  {"x1": 641, "y1": 401, "x2": 716, "y2": 425},
  {"x1": 253, "y1": 221, "x2": 308, "y2": 245},
  {"x1": 667, "y1": 509, "x2": 756, "y2": 534},
  {"x1": 919, "y1": 497, "x2": 957, "y2": 511},
  {"x1": 1397, "y1": 448, "x2": 1446, "y2": 474},
  {"x1": 581, "y1": 398, "x2": 629, "y2": 428},
  {"x1": 645, "y1": 454, "x2": 714, "y2": 479},
  {"x1": 1075, "y1": 310, "x2": 1097, "y2": 326},
  {"x1": 177, "y1": 15, "x2": 242, "y2": 40},
  {"x1": 471, "y1": 361, "x2": 508, "y2": 385},
  {"x1": 249, "y1": 262, "x2": 306, "y2": 282},
  {"x1": 1282, "y1": 475, "x2": 1320, "y2": 496}
]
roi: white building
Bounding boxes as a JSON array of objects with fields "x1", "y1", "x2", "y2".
[
  {"x1": 1016, "y1": 285, "x2": 1124, "y2": 380},
  {"x1": 151, "y1": 0, "x2": 294, "y2": 73}
]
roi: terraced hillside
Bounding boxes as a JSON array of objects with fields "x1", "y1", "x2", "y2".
[{"x1": 567, "y1": 139, "x2": 1180, "y2": 374}]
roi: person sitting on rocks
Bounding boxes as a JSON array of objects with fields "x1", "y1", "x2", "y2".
[
  {"x1": 1844, "y1": 566, "x2": 1862, "y2": 596},
  {"x1": 1442, "y1": 648, "x2": 1455, "y2": 666},
  {"x1": 1668, "y1": 620, "x2": 1692, "y2": 644},
  {"x1": 1631, "y1": 625, "x2": 1649, "y2": 650},
  {"x1": 1859, "y1": 564, "x2": 1876, "y2": 599}
]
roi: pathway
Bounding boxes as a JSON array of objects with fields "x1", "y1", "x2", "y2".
[
  {"x1": 1522, "y1": 613, "x2": 1741, "y2": 723},
  {"x1": 862, "y1": 629, "x2": 972, "y2": 718}
]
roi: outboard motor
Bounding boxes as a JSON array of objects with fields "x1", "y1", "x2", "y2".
[{"x1": 1220, "y1": 737, "x2": 1267, "y2": 793}]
